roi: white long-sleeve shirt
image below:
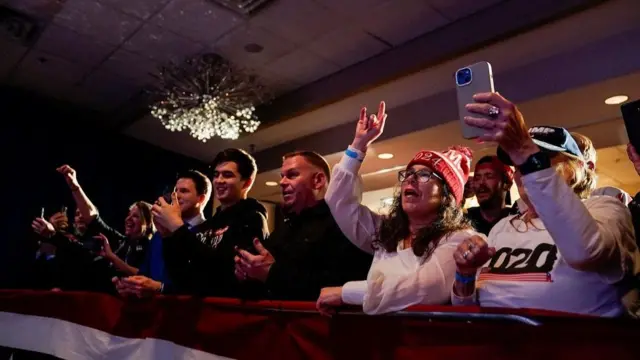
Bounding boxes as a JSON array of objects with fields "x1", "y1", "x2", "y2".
[
  {"x1": 326, "y1": 153, "x2": 483, "y2": 315},
  {"x1": 452, "y1": 167, "x2": 638, "y2": 317}
]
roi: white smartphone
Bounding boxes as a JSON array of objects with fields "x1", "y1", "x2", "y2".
[{"x1": 455, "y1": 61, "x2": 495, "y2": 139}]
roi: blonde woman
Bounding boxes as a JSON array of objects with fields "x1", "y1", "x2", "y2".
[{"x1": 451, "y1": 93, "x2": 638, "y2": 317}]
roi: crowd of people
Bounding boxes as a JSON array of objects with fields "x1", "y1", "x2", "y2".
[{"x1": 25, "y1": 92, "x2": 640, "y2": 318}]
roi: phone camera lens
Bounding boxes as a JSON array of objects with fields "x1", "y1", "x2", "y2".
[{"x1": 456, "y1": 68, "x2": 472, "y2": 86}]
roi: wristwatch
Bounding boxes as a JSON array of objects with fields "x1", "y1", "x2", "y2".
[{"x1": 517, "y1": 151, "x2": 551, "y2": 176}]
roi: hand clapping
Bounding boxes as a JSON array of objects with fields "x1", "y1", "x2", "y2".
[{"x1": 234, "y1": 238, "x2": 274, "y2": 283}]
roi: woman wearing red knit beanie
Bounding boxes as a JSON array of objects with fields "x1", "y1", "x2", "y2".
[{"x1": 316, "y1": 101, "x2": 484, "y2": 315}]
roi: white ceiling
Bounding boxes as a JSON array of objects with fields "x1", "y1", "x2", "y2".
[
  {"x1": 0, "y1": 0, "x2": 504, "y2": 112},
  {"x1": 123, "y1": 0, "x2": 640, "y2": 161},
  {"x1": 2, "y1": 0, "x2": 638, "y2": 204}
]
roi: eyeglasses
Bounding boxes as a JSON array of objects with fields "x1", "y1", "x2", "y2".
[
  {"x1": 398, "y1": 169, "x2": 442, "y2": 183},
  {"x1": 508, "y1": 212, "x2": 546, "y2": 233}
]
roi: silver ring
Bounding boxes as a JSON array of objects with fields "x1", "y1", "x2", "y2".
[
  {"x1": 462, "y1": 250, "x2": 471, "y2": 260},
  {"x1": 488, "y1": 106, "x2": 500, "y2": 118}
]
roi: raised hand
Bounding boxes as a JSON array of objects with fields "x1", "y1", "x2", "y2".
[
  {"x1": 627, "y1": 144, "x2": 640, "y2": 176},
  {"x1": 464, "y1": 93, "x2": 539, "y2": 165},
  {"x1": 32, "y1": 217, "x2": 56, "y2": 238},
  {"x1": 151, "y1": 192, "x2": 183, "y2": 235},
  {"x1": 351, "y1": 101, "x2": 387, "y2": 152},
  {"x1": 56, "y1": 165, "x2": 80, "y2": 189},
  {"x1": 453, "y1": 235, "x2": 495, "y2": 275}
]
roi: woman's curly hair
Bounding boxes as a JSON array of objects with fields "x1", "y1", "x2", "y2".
[{"x1": 373, "y1": 184, "x2": 472, "y2": 259}]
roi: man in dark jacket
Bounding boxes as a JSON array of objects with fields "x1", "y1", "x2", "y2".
[
  {"x1": 158, "y1": 148, "x2": 269, "y2": 297},
  {"x1": 234, "y1": 151, "x2": 373, "y2": 301}
]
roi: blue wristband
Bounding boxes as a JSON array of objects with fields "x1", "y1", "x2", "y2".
[
  {"x1": 455, "y1": 272, "x2": 476, "y2": 284},
  {"x1": 345, "y1": 148, "x2": 363, "y2": 162}
]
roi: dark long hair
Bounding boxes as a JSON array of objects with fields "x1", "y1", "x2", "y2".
[{"x1": 373, "y1": 185, "x2": 472, "y2": 259}]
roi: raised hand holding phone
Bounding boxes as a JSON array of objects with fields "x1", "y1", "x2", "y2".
[
  {"x1": 456, "y1": 61, "x2": 495, "y2": 139},
  {"x1": 151, "y1": 192, "x2": 183, "y2": 234},
  {"x1": 31, "y1": 217, "x2": 55, "y2": 238}
]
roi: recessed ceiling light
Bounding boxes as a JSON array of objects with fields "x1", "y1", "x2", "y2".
[
  {"x1": 265, "y1": 181, "x2": 278, "y2": 187},
  {"x1": 604, "y1": 95, "x2": 628, "y2": 105},
  {"x1": 377, "y1": 153, "x2": 394, "y2": 159}
]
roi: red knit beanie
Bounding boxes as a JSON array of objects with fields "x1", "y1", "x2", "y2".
[{"x1": 406, "y1": 146, "x2": 473, "y2": 205}]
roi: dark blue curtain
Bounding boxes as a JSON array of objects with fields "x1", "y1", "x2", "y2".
[{"x1": 0, "y1": 87, "x2": 209, "y2": 288}]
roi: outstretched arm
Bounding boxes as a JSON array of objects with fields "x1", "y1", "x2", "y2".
[{"x1": 325, "y1": 101, "x2": 388, "y2": 253}]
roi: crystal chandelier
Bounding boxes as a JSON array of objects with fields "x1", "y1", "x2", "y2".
[{"x1": 149, "y1": 53, "x2": 270, "y2": 142}]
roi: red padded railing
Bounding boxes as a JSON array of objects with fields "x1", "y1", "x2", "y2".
[{"x1": 0, "y1": 290, "x2": 638, "y2": 359}]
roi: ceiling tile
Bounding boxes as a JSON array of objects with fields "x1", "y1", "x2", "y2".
[
  {"x1": 10, "y1": 49, "x2": 87, "y2": 98},
  {"x1": 251, "y1": 68, "x2": 301, "y2": 96},
  {"x1": 317, "y1": 0, "x2": 391, "y2": 19},
  {"x1": 250, "y1": 0, "x2": 336, "y2": 45},
  {"x1": 214, "y1": 24, "x2": 296, "y2": 69},
  {"x1": 0, "y1": 38, "x2": 28, "y2": 79},
  {"x1": 34, "y1": 24, "x2": 115, "y2": 66},
  {"x1": 124, "y1": 23, "x2": 204, "y2": 64},
  {"x1": 2, "y1": 0, "x2": 64, "y2": 17},
  {"x1": 151, "y1": 0, "x2": 243, "y2": 45},
  {"x1": 97, "y1": 0, "x2": 172, "y2": 20},
  {"x1": 53, "y1": 0, "x2": 142, "y2": 45},
  {"x1": 307, "y1": 26, "x2": 388, "y2": 68},
  {"x1": 70, "y1": 68, "x2": 140, "y2": 111},
  {"x1": 361, "y1": 0, "x2": 450, "y2": 46},
  {"x1": 99, "y1": 49, "x2": 159, "y2": 86},
  {"x1": 264, "y1": 49, "x2": 340, "y2": 86},
  {"x1": 427, "y1": 0, "x2": 505, "y2": 20}
]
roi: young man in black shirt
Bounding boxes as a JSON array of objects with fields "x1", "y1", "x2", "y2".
[
  {"x1": 234, "y1": 151, "x2": 373, "y2": 301},
  {"x1": 466, "y1": 156, "x2": 514, "y2": 235},
  {"x1": 156, "y1": 148, "x2": 269, "y2": 297}
]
